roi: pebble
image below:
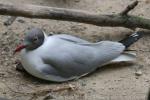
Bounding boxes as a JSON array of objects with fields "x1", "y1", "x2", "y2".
[
  {"x1": 135, "y1": 70, "x2": 142, "y2": 76},
  {"x1": 81, "y1": 82, "x2": 86, "y2": 86},
  {"x1": 43, "y1": 94, "x2": 54, "y2": 100},
  {"x1": 17, "y1": 19, "x2": 25, "y2": 23}
]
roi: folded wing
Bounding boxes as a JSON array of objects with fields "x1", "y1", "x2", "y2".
[{"x1": 42, "y1": 38, "x2": 125, "y2": 80}]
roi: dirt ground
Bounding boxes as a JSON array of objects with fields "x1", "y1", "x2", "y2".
[{"x1": 0, "y1": 0, "x2": 150, "y2": 100}]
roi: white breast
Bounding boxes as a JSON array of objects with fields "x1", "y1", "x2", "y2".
[{"x1": 20, "y1": 49, "x2": 45, "y2": 79}]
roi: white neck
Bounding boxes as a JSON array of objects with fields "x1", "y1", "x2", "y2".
[{"x1": 43, "y1": 31, "x2": 48, "y2": 41}]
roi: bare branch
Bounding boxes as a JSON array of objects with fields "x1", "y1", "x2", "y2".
[
  {"x1": 0, "y1": 1, "x2": 150, "y2": 30},
  {"x1": 5, "y1": 82, "x2": 76, "y2": 96},
  {"x1": 120, "y1": 1, "x2": 138, "y2": 16}
]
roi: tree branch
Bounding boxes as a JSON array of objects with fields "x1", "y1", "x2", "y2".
[
  {"x1": 120, "y1": 1, "x2": 138, "y2": 16},
  {"x1": 0, "y1": 1, "x2": 150, "y2": 30}
]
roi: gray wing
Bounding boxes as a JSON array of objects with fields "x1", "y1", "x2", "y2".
[
  {"x1": 91, "y1": 41, "x2": 125, "y2": 65},
  {"x1": 42, "y1": 40, "x2": 125, "y2": 79},
  {"x1": 37, "y1": 64, "x2": 77, "y2": 82},
  {"x1": 53, "y1": 34, "x2": 90, "y2": 43}
]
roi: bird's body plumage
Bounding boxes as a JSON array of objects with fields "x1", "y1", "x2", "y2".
[{"x1": 20, "y1": 34, "x2": 125, "y2": 82}]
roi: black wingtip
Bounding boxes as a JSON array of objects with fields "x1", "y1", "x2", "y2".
[{"x1": 119, "y1": 32, "x2": 143, "y2": 48}]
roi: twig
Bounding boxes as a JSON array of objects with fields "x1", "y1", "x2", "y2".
[
  {"x1": 120, "y1": 1, "x2": 138, "y2": 16},
  {"x1": 3, "y1": 16, "x2": 16, "y2": 26},
  {"x1": 0, "y1": 1, "x2": 150, "y2": 29},
  {"x1": 4, "y1": 82, "x2": 76, "y2": 96},
  {"x1": 30, "y1": 84, "x2": 76, "y2": 96}
]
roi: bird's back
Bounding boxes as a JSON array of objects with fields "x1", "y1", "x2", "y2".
[{"x1": 41, "y1": 35, "x2": 125, "y2": 78}]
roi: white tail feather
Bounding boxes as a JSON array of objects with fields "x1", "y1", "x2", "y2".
[{"x1": 111, "y1": 52, "x2": 136, "y2": 63}]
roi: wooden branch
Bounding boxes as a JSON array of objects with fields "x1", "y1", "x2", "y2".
[
  {"x1": 6, "y1": 83, "x2": 76, "y2": 96},
  {"x1": 0, "y1": 1, "x2": 150, "y2": 30},
  {"x1": 120, "y1": 1, "x2": 138, "y2": 16}
]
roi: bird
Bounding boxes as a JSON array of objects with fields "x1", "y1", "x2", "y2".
[
  {"x1": 0, "y1": 97, "x2": 10, "y2": 100},
  {"x1": 14, "y1": 28, "x2": 142, "y2": 82}
]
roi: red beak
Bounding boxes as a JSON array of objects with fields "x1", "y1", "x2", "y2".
[{"x1": 14, "y1": 44, "x2": 27, "y2": 54}]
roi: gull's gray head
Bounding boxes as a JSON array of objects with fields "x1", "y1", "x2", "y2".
[
  {"x1": 14, "y1": 28, "x2": 45, "y2": 53},
  {"x1": 24, "y1": 28, "x2": 45, "y2": 50}
]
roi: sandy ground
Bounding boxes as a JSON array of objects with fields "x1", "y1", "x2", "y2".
[{"x1": 0, "y1": 0, "x2": 150, "y2": 100}]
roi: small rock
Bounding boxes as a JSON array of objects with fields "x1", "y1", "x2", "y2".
[
  {"x1": 15, "y1": 62, "x2": 26, "y2": 72},
  {"x1": 43, "y1": 94, "x2": 54, "y2": 100},
  {"x1": 135, "y1": 70, "x2": 142, "y2": 76},
  {"x1": 145, "y1": 80, "x2": 149, "y2": 82},
  {"x1": 0, "y1": 73, "x2": 5, "y2": 77},
  {"x1": 17, "y1": 19, "x2": 25, "y2": 23},
  {"x1": 2, "y1": 92, "x2": 6, "y2": 94},
  {"x1": 81, "y1": 82, "x2": 86, "y2": 86},
  {"x1": 92, "y1": 82, "x2": 96, "y2": 85},
  {"x1": 2, "y1": 32, "x2": 8, "y2": 35}
]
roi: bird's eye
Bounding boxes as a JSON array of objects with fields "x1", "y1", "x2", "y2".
[{"x1": 33, "y1": 37, "x2": 38, "y2": 42}]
